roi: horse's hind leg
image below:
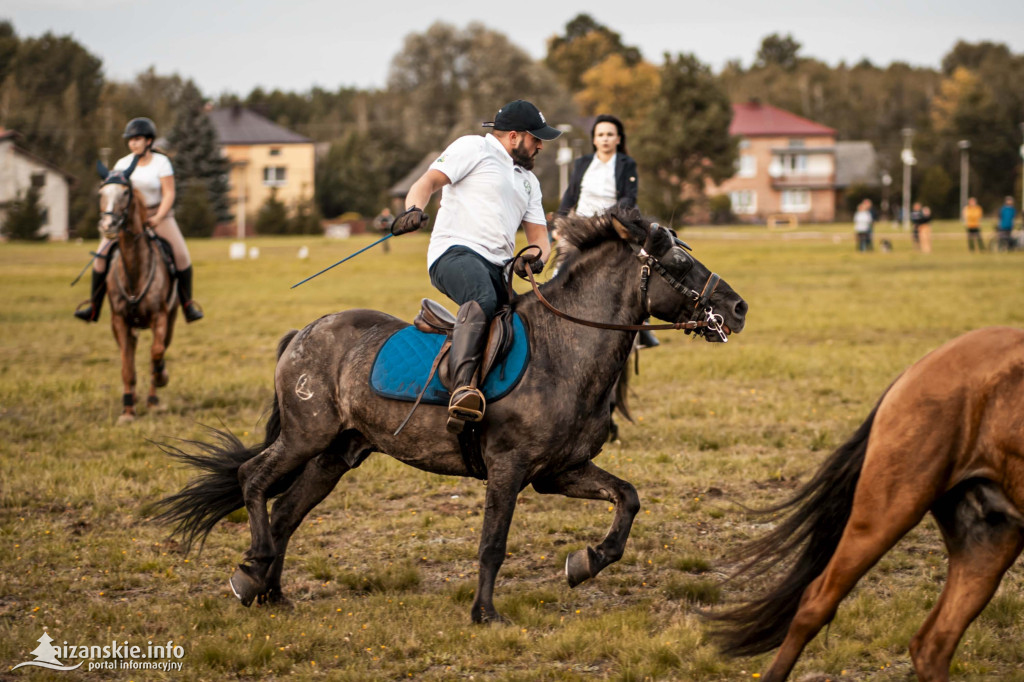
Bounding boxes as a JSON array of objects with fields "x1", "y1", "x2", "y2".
[
  {"x1": 263, "y1": 438, "x2": 371, "y2": 605},
  {"x1": 909, "y1": 481, "x2": 1024, "y2": 682},
  {"x1": 761, "y1": 473, "x2": 935, "y2": 681},
  {"x1": 232, "y1": 420, "x2": 339, "y2": 606},
  {"x1": 532, "y1": 462, "x2": 640, "y2": 588}
]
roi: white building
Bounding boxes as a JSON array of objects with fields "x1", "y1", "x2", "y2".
[{"x1": 0, "y1": 128, "x2": 73, "y2": 240}]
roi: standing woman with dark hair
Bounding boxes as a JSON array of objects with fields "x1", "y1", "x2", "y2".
[
  {"x1": 558, "y1": 114, "x2": 638, "y2": 217},
  {"x1": 558, "y1": 115, "x2": 656, "y2": 347},
  {"x1": 75, "y1": 117, "x2": 203, "y2": 323}
]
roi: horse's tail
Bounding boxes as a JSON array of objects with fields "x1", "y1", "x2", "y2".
[
  {"x1": 707, "y1": 391, "x2": 888, "y2": 657},
  {"x1": 152, "y1": 330, "x2": 300, "y2": 553}
]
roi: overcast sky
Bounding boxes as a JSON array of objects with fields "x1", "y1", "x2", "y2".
[{"x1": 6, "y1": 0, "x2": 1024, "y2": 97}]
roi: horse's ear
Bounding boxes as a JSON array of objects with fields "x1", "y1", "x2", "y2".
[
  {"x1": 643, "y1": 223, "x2": 676, "y2": 259},
  {"x1": 610, "y1": 216, "x2": 633, "y2": 241},
  {"x1": 123, "y1": 154, "x2": 140, "y2": 179},
  {"x1": 96, "y1": 160, "x2": 109, "y2": 179}
]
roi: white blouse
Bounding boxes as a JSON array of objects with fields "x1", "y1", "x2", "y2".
[{"x1": 575, "y1": 154, "x2": 617, "y2": 217}]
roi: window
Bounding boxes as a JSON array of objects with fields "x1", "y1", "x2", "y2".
[
  {"x1": 263, "y1": 166, "x2": 287, "y2": 187},
  {"x1": 788, "y1": 139, "x2": 806, "y2": 148},
  {"x1": 269, "y1": 148, "x2": 282, "y2": 156},
  {"x1": 780, "y1": 189, "x2": 811, "y2": 213},
  {"x1": 737, "y1": 155, "x2": 756, "y2": 178},
  {"x1": 31, "y1": 172, "x2": 46, "y2": 189},
  {"x1": 729, "y1": 190, "x2": 757, "y2": 215}
]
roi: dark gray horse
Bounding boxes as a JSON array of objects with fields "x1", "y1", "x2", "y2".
[{"x1": 156, "y1": 209, "x2": 747, "y2": 623}]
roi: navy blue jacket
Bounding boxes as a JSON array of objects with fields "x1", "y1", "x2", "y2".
[{"x1": 558, "y1": 153, "x2": 639, "y2": 216}]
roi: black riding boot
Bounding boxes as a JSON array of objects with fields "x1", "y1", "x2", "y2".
[
  {"x1": 176, "y1": 266, "x2": 204, "y2": 323},
  {"x1": 638, "y1": 329, "x2": 660, "y2": 349},
  {"x1": 447, "y1": 300, "x2": 488, "y2": 434},
  {"x1": 73, "y1": 269, "x2": 107, "y2": 322}
]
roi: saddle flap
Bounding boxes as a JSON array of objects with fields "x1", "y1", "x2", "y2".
[
  {"x1": 481, "y1": 307, "x2": 517, "y2": 383},
  {"x1": 414, "y1": 298, "x2": 456, "y2": 334}
]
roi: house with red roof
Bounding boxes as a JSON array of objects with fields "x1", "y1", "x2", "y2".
[
  {"x1": 711, "y1": 100, "x2": 839, "y2": 223},
  {"x1": 0, "y1": 127, "x2": 74, "y2": 240}
]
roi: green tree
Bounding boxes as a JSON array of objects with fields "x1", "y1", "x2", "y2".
[
  {"x1": 633, "y1": 53, "x2": 737, "y2": 222},
  {"x1": 289, "y1": 196, "x2": 323, "y2": 235},
  {"x1": 255, "y1": 190, "x2": 289, "y2": 235},
  {"x1": 174, "y1": 179, "x2": 218, "y2": 238},
  {"x1": 917, "y1": 166, "x2": 955, "y2": 217},
  {"x1": 166, "y1": 81, "x2": 232, "y2": 224},
  {"x1": 545, "y1": 14, "x2": 642, "y2": 92},
  {"x1": 1, "y1": 186, "x2": 47, "y2": 241},
  {"x1": 756, "y1": 33, "x2": 802, "y2": 71}
]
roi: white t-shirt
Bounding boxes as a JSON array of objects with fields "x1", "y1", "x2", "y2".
[
  {"x1": 114, "y1": 152, "x2": 174, "y2": 208},
  {"x1": 853, "y1": 209, "x2": 873, "y2": 233},
  {"x1": 575, "y1": 153, "x2": 617, "y2": 218},
  {"x1": 426, "y1": 134, "x2": 545, "y2": 268}
]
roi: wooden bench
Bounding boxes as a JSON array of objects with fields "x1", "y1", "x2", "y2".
[{"x1": 767, "y1": 214, "x2": 799, "y2": 229}]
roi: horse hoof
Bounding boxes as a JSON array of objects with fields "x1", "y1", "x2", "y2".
[
  {"x1": 229, "y1": 567, "x2": 263, "y2": 607},
  {"x1": 566, "y1": 547, "x2": 597, "y2": 588},
  {"x1": 264, "y1": 590, "x2": 294, "y2": 610},
  {"x1": 117, "y1": 413, "x2": 135, "y2": 426},
  {"x1": 154, "y1": 371, "x2": 169, "y2": 388}
]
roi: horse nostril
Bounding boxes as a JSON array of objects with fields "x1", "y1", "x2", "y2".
[{"x1": 734, "y1": 300, "x2": 748, "y2": 318}]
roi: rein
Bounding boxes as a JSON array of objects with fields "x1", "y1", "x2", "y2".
[{"x1": 516, "y1": 243, "x2": 728, "y2": 341}]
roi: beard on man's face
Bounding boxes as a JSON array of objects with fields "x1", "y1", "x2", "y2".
[{"x1": 511, "y1": 138, "x2": 536, "y2": 170}]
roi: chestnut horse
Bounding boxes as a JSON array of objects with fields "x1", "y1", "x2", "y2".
[
  {"x1": 710, "y1": 326, "x2": 1024, "y2": 681},
  {"x1": 96, "y1": 158, "x2": 178, "y2": 423},
  {"x1": 155, "y1": 209, "x2": 747, "y2": 623}
]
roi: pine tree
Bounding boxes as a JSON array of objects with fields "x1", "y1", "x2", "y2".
[
  {"x1": 167, "y1": 81, "x2": 232, "y2": 226},
  {"x1": 1, "y1": 186, "x2": 47, "y2": 240}
]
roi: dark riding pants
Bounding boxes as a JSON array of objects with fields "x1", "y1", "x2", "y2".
[{"x1": 429, "y1": 246, "x2": 509, "y2": 320}]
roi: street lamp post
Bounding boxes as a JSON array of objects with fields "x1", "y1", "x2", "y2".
[
  {"x1": 881, "y1": 171, "x2": 892, "y2": 223},
  {"x1": 555, "y1": 124, "x2": 574, "y2": 202},
  {"x1": 958, "y1": 140, "x2": 971, "y2": 223},
  {"x1": 900, "y1": 128, "x2": 916, "y2": 231}
]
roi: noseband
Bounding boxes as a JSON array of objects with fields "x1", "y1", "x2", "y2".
[{"x1": 100, "y1": 173, "x2": 136, "y2": 238}]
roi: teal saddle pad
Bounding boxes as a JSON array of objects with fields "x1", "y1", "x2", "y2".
[{"x1": 370, "y1": 313, "x2": 529, "y2": 405}]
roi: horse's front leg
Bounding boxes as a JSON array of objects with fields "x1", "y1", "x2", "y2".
[
  {"x1": 111, "y1": 315, "x2": 137, "y2": 424},
  {"x1": 148, "y1": 312, "x2": 170, "y2": 410},
  {"x1": 472, "y1": 462, "x2": 526, "y2": 624},
  {"x1": 532, "y1": 462, "x2": 640, "y2": 587}
]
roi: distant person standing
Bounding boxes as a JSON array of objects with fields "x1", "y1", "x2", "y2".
[
  {"x1": 997, "y1": 196, "x2": 1016, "y2": 251},
  {"x1": 854, "y1": 199, "x2": 874, "y2": 252},
  {"x1": 373, "y1": 207, "x2": 395, "y2": 253},
  {"x1": 917, "y1": 205, "x2": 933, "y2": 254},
  {"x1": 910, "y1": 202, "x2": 924, "y2": 246},
  {"x1": 963, "y1": 196, "x2": 985, "y2": 252}
]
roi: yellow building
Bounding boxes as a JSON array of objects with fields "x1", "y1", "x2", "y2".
[{"x1": 209, "y1": 107, "x2": 314, "y2": 236}]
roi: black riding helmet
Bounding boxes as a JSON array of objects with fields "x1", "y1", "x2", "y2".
[{"x1": 123, "y1": 117, "x2": 157, "y2": 140}]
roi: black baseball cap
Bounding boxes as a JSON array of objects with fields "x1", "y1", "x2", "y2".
[{"x1": 483, "y1": 100, "x2": 562, "y2": 140}]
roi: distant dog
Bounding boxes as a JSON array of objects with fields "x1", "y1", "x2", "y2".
[{"x1": 880, "y1": 239, "x2": 893, "y2": 252}]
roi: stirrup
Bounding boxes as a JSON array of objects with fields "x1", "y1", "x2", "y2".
[
  {"x1": 74, "y1": 300, "x2": 98, "y2": 323},
  {"x1": 182, "y1": 300, "x2": 204, "y2": 323},
  {"x1": 447, "y1": 386, "x2": 485, "y2": 434}
]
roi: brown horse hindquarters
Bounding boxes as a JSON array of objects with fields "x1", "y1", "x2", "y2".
[{"x1": 731, "y1": 326, "x2": 1024, "y2": 682}]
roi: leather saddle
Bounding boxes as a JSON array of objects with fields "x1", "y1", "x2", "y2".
[{"x1": 413, "y1": 298, "x2": 518, "y2": 392}]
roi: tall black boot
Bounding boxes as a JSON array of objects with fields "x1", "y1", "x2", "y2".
[
  {"x1": 446, "y1": 300, "x2": 488, "y2": 434},
  {"x1": 74, "y1": 269, "x2": 107, "y2": 322},
  {"x1": 176, "y1": 266, "x2": 204, "y2": 323}
]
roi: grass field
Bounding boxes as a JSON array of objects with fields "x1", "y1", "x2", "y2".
[{"x1": 2, "y1": 220, "x2": 1023, "y2": 681}]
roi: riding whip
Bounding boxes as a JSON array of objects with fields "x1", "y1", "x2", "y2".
[{"x1": 291, "y1": 233, "x2": 395, "y2": 289}]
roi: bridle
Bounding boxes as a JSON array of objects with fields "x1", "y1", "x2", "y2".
[
  {"x1": 515, "y1": 226, "x2": 729, "y2": 342},
  {"x1": 99, "y1": 174, "x2": 136, "y2": 239}
]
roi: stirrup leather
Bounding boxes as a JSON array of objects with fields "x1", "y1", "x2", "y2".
[{"x1": 448, "y1": 385, "x2": 486, "y2": 422}]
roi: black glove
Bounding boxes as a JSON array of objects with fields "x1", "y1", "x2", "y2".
[
  {"x1": 391, "y1": 207, "x2": 428, "y2": 235},
  {"x1": 513, "y1": 252, "x2": 544, "y2": 279}
]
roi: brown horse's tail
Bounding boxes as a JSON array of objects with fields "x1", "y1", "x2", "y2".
[
  {"x1": 151, "y1": 330, "x2": 300, "y2": 553},
  {"x1": 706, "y1": 393, "x2": 886, "y2": 657}
]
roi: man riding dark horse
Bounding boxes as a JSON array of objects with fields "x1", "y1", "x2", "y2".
[{"x1": 392, "y1": 100, "x2": 561, "y2": 434}]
